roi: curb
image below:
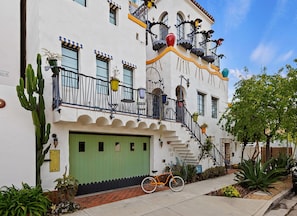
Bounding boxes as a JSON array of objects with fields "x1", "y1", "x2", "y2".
[{"x1": 263, "y1": 189, "x2": 293, "y2": 215}]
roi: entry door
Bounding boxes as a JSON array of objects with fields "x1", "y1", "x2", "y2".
[{"x1": 225, "y1": 143, "x2": 231, "y2": 167}]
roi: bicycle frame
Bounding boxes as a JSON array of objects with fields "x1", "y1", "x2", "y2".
[{"x1": 153, "y1": 172, "x2": 173, "y2": 186}]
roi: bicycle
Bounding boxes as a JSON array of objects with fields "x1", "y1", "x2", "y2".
[{"x1": 140, "y1": 168, "x2": 185, "y2": 193}]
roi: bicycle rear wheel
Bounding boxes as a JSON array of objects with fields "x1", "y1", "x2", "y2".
[
  {"x1": 141, "y1": 176, "x2": 157, "y2": 193},
  {"x1": 169, "y1": 176, "x2": 185, "y2": 192}
]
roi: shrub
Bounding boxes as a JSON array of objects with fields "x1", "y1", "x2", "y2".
[
  {"x1": 221, "y1": 185, "x2": 240, "y2": 198},
  {"x1": 168, "y1": 163, "x2": 197, "y2": 183},
  {"x1": 200, "y1": 166, "x2": 226, "y2": 180},
  {"x1": 270, "y1": 153, "x2": 294, "y2": 176},
  {"x1": 54, "y1": 167, "x2": 79, "y2": 202},
  {"x1": 235, "y1": 158, "x2": 286, "y2": 191},
  {"x1": 0, "y1": 183, "x2": 50, "y2": 216},
  {"x1": 50, "y1": 200, "x2": 80, "y2": 215}
]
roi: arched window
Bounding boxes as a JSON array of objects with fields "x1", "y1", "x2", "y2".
[
  {"x1": 159, "y1": 13, "x2": 168, "y2": 40},
  {"x1": 176, "y1": 13, "x2": 184, "y2": 40}
]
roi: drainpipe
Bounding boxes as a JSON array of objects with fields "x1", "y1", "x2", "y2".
[{"x1": 20, "y1": 0, "x2": 26, "y2": 80}]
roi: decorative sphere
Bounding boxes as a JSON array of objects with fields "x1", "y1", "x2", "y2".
[{"x1": 222, "y1": 68, "x2": 229, "y2": 77}]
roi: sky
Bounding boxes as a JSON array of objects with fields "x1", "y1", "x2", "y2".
[{"x1": 197, "y1": 0, "x2": 297, "y2": 101}]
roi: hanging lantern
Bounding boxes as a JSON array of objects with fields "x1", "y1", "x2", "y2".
[
  {"x1": 162, "y1": 94, "x2": 167, "y2": 104},
  {"x1": 110, "y1": 78, "x2": 120, "y2": 91},
  {"x1": 138, "y1": 88, "x2": 146, "y2": 99},
  {"x1": 192, "y1": 112, "x2": 198, "y2": 123},
  {"x1": 178, "y1": 101, "x2": 183, "y2": 107}
]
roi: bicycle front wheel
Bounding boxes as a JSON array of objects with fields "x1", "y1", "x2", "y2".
[
  {"x1": 169, "y1": 176, "x2": 185, "y2": 192},
  {"x1": 141, "y1": 176, "x2": 157, "y2": 193}
]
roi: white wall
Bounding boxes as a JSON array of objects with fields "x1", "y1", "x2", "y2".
[{"x1": 0, "y1": 86, "x2": 35, "y2": 187}]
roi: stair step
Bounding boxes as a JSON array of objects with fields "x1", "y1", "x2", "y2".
[
  {"x1": 165, "y1": 136, "x2": 179, "y2": 140},
  {"x1": 178, "y1": 152, "x2": 194, "y2": 156},
  {"x1": 173, "y1": 146, "x2": 190, "y2": 150},
  {"x1": 179, "y1": 154, "x2": 196, "y2": 158},
  {"x1": 168, "y1": 140, "x2": 182, "y2": 145}
]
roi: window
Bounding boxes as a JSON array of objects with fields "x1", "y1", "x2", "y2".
[
  {"x1": 115, "y1": 142, "x2": 120, "y2": 151},
  {"x1": 98, "y1": 142, "x2": 104, "y2": 152},
  {"x1": 78, "y1": 142, "x2": 85, "y2": 152},
  {"x1": 96, "y1": 57, "x2": 109, "y2": 94},
  {"x1": 61, "y1": 46, "x2": 79, "y2": 88},
  {"x1": 160, "y1": 13, "x2": 168, "y2": 40},
  {"x1": 123, "y1": 67, "x2": 133, "y2": 100},
  {"x1": 176, "y1": 13, "x2": 184, "y2": 40},
  {"x1": 109, "y1": 7, "x2": 117, "y2": 25},
  {"x1": 73, "y1": 0, "x2": 86, "y2": 6},
  {"x1": 197, "y1": 92, "x2": 205, "y2": 116},
  {"x1": 211, "y1": 97, "x2": 218, "y2": 118},
  {"x1": 190, "y1": 24, "x2": 196, "y2": 46}
]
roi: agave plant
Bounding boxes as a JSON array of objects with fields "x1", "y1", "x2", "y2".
[{"x1": 234, "y1": 158, "x2": 286, "y2": 192}]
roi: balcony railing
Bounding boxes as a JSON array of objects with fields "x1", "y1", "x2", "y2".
[{"x1": 52, "y1": 67, "x2": 225, "y2": 165}]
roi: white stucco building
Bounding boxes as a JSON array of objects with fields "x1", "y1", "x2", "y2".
[{"x1": 0, "y1": 0, "x2": 235, "y2": 194}]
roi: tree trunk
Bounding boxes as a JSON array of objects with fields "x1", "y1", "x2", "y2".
[{"x1": 265, "y1": 136, "x2": 271, "y2": 162}]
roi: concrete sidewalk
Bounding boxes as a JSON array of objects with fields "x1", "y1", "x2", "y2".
[{"x1": 68, "y1": 173, "x2": 290, "y2": 216}]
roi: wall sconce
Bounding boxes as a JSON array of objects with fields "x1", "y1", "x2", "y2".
[
  {"x1": 178, "y1": 100, "x2": 183, "y2": 108},
  {"x1": 138, "y1": 88, "x2": 146, "y2": 99},
  {"x1": 161, "y1": 94, "x2": 167, "y2": 104},
  {"x1": 159, "y1": 138, "x2": 163, "y2": 148},
  {"x1": 52, "y1": 134, "x2": 58, "y2": 148}
]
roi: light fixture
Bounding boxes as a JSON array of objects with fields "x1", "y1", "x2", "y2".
[
  {"x1": 161, "y1": 94, "x2": 167, "y2": 104},
  {"x1": 52, "y1": 134, "x2": 58, "y2": 148},
  {"x1": 138, "y1": 88, "x2": 146, "y2": 99}
]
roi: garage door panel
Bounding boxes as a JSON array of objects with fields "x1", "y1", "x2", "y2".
[{"x1": 69, "y1": 133, "x2": 150, "y2": 185}]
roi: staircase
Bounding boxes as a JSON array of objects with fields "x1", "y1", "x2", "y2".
[
  {"x1": 164, "y1": 107, "x2": 226, "y2": 167},
  {"x1": 166, "y1": 136, "x2": 198, "y2": 165}
]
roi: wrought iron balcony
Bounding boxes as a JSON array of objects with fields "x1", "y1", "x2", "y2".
[{"x1": 51, "y1": 67, "x2": 225, "y2": 166}]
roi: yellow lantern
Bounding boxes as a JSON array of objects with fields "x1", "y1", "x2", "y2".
[{"x1": 110, "y1": 78, "x2": 120, "y2": 91}]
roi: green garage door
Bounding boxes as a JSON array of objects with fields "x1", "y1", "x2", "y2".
[{"x1": 69, "y1": 133, "x2": 150, "y2": 184}]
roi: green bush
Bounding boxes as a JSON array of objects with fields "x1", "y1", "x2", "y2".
[
  {"x1": 200, "y1": 166, "x2": 226, "y2": 180},
  {"x1": 235, "y1": 158, "x2": 286, "y2": 191},
  {"x1": 168, "y1": 163, "x2": 196, "y2": 183},
  {"x1": 270, "y1": 153, "x2": 294, "y2": 176},
  {"x1": 0, "y1": 183, "x2": 50, "y2": 216}
]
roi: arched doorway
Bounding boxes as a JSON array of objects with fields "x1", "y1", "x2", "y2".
[{"x1": 152, "y1": 88, "x2": 164, "y2": 119}]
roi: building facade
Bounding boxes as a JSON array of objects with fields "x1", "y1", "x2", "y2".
[{"x1": 0, "y1": 0, "x2": 236, "y2": 194}]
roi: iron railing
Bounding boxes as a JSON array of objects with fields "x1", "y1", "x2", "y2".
[{"x1": 53, "y1": 67, "x2": 225, "y2": 165}]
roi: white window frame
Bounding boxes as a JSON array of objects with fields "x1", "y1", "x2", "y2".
[
  {"x1": 61, "y1": 45, "x2": 79, "y2": 89},
  {"x1": 123, "y1": 67, "x2": 133, "y2": 100},
  {"x1": 176, "y1": 13, "x2": 185, "y2": 40},
  {"x1": 211, "y1": 96, "x2": 218, "y2": 118},
  {"x1": 197, "y1": 92, "x2": 205, "y2": 116},
  {"x1": 109, "y1": 7, "x2": 117, "y2": 25},
  {"x1": 73, "y1": 0, "x2": 86, "y2": 6},
  {"x1": 96, "y1": 57, "x2": 109, "y2": 95}
]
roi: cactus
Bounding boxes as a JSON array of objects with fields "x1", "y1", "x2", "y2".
[{"x1": 16, "y1": 53, "x2": 51, "y2": 187}]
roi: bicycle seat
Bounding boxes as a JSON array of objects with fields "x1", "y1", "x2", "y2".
[{"x1": 152, "y1": 170, "x2": 158, "y2": 174}]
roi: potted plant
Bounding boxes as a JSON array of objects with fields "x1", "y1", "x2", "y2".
[
  {"x1": 192, "y1": 112, "x2": 199, "y2": 123},
  {"x1": 42, "y1": 48, "x2": 62, "y2": 76},
  {"x1": 200, "y1": 123, "x2": 208, "y2": 134},
  {"x1": 110, "y1": 66, "x2": 120, "y2": 91},
  {"x1": 203, "y1": 137, "x2": 213, "y2": 152},
  {"x1": 54, "y1": 167, "x2": 79, "y2": 202}
]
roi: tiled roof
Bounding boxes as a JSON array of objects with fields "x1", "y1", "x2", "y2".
[{"x1": 190, "y1": 0, "x2": 215, "y2": 22}]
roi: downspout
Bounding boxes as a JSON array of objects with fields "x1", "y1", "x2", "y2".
[{"x1": 20, "y1": 0, "x2": 26, "y2": 80}]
